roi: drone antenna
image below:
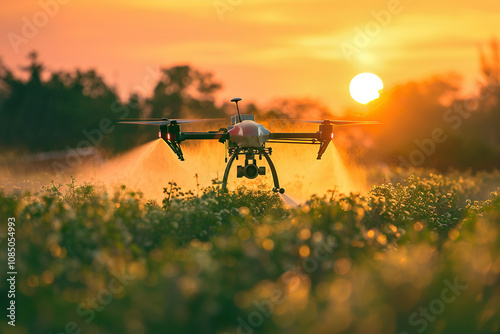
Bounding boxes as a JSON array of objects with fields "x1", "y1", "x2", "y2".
[{"x1": 231, "y1": 97, "x2": 242, "y2": 123}]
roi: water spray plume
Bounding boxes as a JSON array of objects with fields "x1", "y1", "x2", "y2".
[
  {"x1": 1, "y1": 136, "x2": 368, "y2": 204},
  {"x1": 279, "y1": 193, "x2": 299, "y2": 208},
  {"x1": 78, "y1": 138, "x2": 367, "y2": 202},
  {"x1": 77, "y1": 139, "x2": 226, "y2": 201},
  {"x1": 267, "y1": 141, "x2": 367, "y2": 203}
]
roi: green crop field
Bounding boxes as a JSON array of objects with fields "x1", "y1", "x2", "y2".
[{"x1": 1, "y1": 171, "x2": 500, "y2": 334}]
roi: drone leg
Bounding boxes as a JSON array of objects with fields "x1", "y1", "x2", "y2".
[
  {"x1": 261, "y1": 149, "x2": 284, "y2": 194},
  {"x1": 162, "y1": 138, "x2": 184, "y2": 161},
  {"x1": 222, "y1": 147, "x2": 241, "y2": 191},
  {"x1": 316, "y1": 139, "x2": 331, "y2": 160}
]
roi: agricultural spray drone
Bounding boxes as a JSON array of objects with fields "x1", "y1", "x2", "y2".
[{"x1": 119, "y1": 98, "x2": 378, "y2": 193}]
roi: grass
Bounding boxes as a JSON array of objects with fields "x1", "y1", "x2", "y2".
[{"x1": 0, "y1": 172, "x2": 499, "y2": 334}]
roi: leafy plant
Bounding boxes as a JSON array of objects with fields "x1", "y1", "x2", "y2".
[{"x1": 0, "y1": 172, "x2": 499, "y2": 334}]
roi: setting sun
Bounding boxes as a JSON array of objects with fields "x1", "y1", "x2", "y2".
[{"x1": 349, "y1": 73, "x2": 384, "y2": 104}]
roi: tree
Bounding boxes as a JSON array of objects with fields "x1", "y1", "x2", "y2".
[
  {"x1": 146, "y1": 66, "x2": 225, "y2": 119},
  {"x1": 0, "y1": 52, "x2": 122, "y2": 152}
]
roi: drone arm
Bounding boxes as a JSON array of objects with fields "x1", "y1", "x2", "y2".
[
  {"x1": 160, "y1": 131, "x2": 230, "y2": 161},
  {"x1": 268, "y1": 132, "x2": 332, "y2": 159},
  {"x1": 269, "y1": 132, "x2": 320, "y2": 140},
  {"x1": 182, "y1": 132, "x2": 230, "y2": 141}
]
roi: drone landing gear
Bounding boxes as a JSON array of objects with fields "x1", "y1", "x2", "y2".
[
  {"x1": 163, "y1": 139, "x2": 184, "y2": 161},
  {"x1": 222, "y1": 147, "x2": 284, "y2": 194},
  {"x1": 262, "y1": 150, "x2": 285, "y2": 194}
]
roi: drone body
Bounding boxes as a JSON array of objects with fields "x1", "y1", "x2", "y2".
[
  {"x1": 119, "y1": 98, "x2": 378, "y2": 193},
  {"x1": 228, "y1": 120, "x2": 270, "y2": 148}
]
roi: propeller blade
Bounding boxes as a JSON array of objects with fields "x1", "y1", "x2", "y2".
[
  {"x1": 288, "y1": 119, "x2": 380, "y2": 126},
  {"x1": 328, "y1": 120, "x2": 380, "y2": 126},
  {"x1": 117, "y1": 121, "x2": 170, "y2": 126},
  {"x1": 176, "y1": 118, "x2": 226, "y2": 124},
  {"x1": 118, "y1": 118, "x2": 226, "y2": 126}
]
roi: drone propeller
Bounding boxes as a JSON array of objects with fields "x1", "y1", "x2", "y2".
[
  {"x1": 118, "y1": 118, "x2": 226, "y2": 126},
  {"x1": 289, "y1": 119, "x2": 380, "y2": 126}
]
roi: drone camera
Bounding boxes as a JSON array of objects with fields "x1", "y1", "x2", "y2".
[{"x1": 237, "y1": 164, "x2": 266, "y2": 179}]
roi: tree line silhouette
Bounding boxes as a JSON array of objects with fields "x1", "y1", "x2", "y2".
[
  {"x1": 1, "y1": 43, "x2": 499, "y2": 171},
  {"x1": 360, "y1": 39, "x2": 500, "y2": 171},
  {"x1": 0, "y1": 52, "x2": 226, "y2": 154}
]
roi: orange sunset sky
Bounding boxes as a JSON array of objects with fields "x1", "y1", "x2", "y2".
[{"x1": 1, "y1": 0, "x2": 499, "y2": 112}]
